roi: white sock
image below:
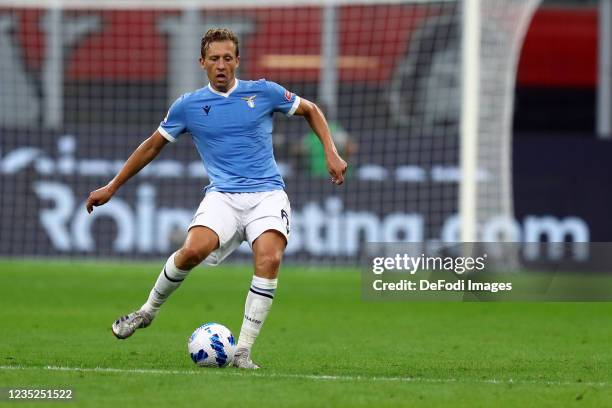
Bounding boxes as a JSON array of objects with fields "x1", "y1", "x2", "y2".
[
  {"x1": 237, "y1": 275, "x2": 277, "y2": 352},
  {"x1": 141, "y1": 252, "x2": 190, "y2": 316}
]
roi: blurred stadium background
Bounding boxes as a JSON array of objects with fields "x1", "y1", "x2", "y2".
[{"x1": 0, "y1": 0, "x2": 609, "y2": 262}]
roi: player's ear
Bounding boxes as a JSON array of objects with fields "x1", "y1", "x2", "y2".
[
  {"x1": 235, "y1": 55, "x2": 240, "y2": 68},
  {"x1": 198, "y1": 57, "x2": 205, "y2": 69}
]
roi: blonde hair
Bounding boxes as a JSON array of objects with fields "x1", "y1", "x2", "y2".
[{"x1": 201, "y1": 28, "x2": 239, "y2": 58}]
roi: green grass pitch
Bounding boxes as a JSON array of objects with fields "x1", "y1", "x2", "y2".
[{"x1": 1, "y1": 259, "x2": 612, "y2": 407}]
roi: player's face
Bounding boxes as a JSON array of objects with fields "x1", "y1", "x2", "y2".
[{"x1": 200, "y1": 40, "x2": 240, "y2": 92}]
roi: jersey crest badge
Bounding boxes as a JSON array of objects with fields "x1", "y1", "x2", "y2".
[
  {"x1": 284, "y1": 90, "x2": 294, "y2": 101},
  {"x1": 241, "y1": 95, "x2": 256, "y2": 108}
]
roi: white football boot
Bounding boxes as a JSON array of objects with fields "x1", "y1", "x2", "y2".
[
  {"x1": 232, "y1": 348, "x2": 260, "y2": 369},
  {"x1": 111, "y1": 310, "x2": 154, "y2": 339}
]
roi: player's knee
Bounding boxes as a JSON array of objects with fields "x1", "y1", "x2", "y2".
[
  {"x1": 255, "y1": 250, "x2": 283, "y2": 273},
  {"x1": 177, "y1": 245, "x2": 209, "y2": 268}
]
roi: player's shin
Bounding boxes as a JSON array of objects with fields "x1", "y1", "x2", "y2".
[
  {"x1": 236, "y1": 275, "x2": 277, "y2": 351},
  {"x1": 141, "y1": 252, "x2": 191, "y2": 316}
]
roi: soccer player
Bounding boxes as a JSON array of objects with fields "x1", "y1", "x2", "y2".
[{"x1": 85, "y1": 28, "x2": 347, "y2": 369}]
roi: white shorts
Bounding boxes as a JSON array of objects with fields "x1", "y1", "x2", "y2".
[{"x1": 188, "y1": 190, "x2": 291, "y2": 266}]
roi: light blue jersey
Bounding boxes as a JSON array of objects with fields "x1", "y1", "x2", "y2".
[{"x1": 158, "y1": 79, "x2": 301, "y2": 193}]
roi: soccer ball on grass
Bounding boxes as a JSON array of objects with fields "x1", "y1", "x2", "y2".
[{"x1": 188, "y1": 322, "x2": 236, "y2": 367}]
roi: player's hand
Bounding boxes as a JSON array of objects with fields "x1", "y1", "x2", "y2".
[
  {"x1": 326, "y1": 151, "x2": 348, "y2": 185},
  {"x1": 86, "y1": 185, "x2": 115, "y2": 213}
]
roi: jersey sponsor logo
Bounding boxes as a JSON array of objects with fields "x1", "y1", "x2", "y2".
[
  {"x1": 284, "y1": 90, "x2": 294, "y2": 101},
  {"x1": 241, "y1": 95, "x2": 256, "y2": 108},
  {"x1": 202, "y1": 105, "x2": 211, "y2": 115}
]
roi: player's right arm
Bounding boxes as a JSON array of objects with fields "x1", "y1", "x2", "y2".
[
  {"x1": 87, "y1": 94, "x2": 187, "y2": 213},
  {"x1": 86, "y1": 131, "x2": 169, "y2": 213}
]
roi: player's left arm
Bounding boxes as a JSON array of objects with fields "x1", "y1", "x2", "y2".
[{"x1": 294, "y1": 98, "x2": 348, "y2": 185}]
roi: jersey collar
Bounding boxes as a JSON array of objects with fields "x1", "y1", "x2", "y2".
[{"x1": 207, "y1": 79, "x2": 239, "y2": 98}]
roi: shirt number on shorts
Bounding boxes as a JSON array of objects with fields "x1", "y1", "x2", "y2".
[{"x1": 281, "y1": 209, "x2": 290, "y2": 234}]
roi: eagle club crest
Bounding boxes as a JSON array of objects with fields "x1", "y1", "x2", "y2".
[{"x1": 241, "y1": 95, "x2": 256, "y2": 108}]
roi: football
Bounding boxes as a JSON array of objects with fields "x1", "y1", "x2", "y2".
[{"x1": 188, "y1": 323, "x2": 236, "y2": 367}]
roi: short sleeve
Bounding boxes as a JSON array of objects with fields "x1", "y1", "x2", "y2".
[
  {"x1": 157, "y1": 95, "x2": 187, "y2": 142},
  {"x1": 266, "y1": 81, "x2": 301, "y2": 117}
]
